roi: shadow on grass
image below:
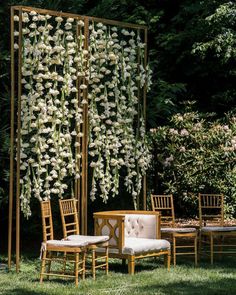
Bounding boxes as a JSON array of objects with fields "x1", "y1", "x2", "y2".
[
  {"x1": 88, "y1": 256, "x2": 236, "y2": 275},
  {"x1": 3, "y1": 290, "x2": 49, "y2": 295},
  {"x1": 137, "y1": 277, "x2": 236, "y2": 295}
]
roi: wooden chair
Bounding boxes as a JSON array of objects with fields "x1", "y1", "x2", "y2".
[
  {"x1": 151, "y1": 194, "x2": 198, "y2": 266},
  {"x1": 198, "y1": 193, "x2": 236, "y2": 264},
  {"x1": 59, "y1": 198, "x2": 109, "y2": 279},
  {"x1": 39, "y1": 200, "x2": 87, "y2": 286}
]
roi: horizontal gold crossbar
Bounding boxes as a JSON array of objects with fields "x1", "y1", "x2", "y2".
[{"x1": 12, "y1": 6, "x2": 147, "y2": 30}]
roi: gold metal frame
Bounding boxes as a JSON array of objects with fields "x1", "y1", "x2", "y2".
[{"x1": 9, "y1": 5, "x2": 148, "y2": 272}]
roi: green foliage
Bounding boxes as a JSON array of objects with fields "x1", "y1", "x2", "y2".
[
  {"x1": 192, "y1": 2, "x2": 236, "y2": 62},
  {"x1": 150, "y1": 104, "x2": 236, "y2": 217},
  {"x1": 153, "y1": 0, "x2": 236, "y2": 115}
]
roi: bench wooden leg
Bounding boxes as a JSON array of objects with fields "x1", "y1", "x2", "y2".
[
  {"x1": 92, "y1": 249, "x2": 96, "y2": 280},
  {"x1": 128, "y1": 255, "x2": 135, "y2": 275},
  {"x1": 105, "y1": 246, "x2": 109, "y2": 275}
]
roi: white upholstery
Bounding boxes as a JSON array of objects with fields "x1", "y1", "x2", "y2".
[
  {"x1": 43, "y1": 239, "x2": 88, "y2": 249},
  {"x1": 125, "y1": 214, "x2": 157, "y2": 239},
  {"x1": 96, "y1": 213, "x2": 171, "y2": 257},
  {"x1": 161, "y1": 227, "x2": 197, "y2": 233},
  {"x1": 122, "y1": 237, "x2": 170, "y2": 255},
  {"x1": 95, "y1": 238, "x2": 170, "y2": 255},
  {"x1": 66, "y1": 234, "x2": 109, "y2": 244},
  {"x1": 201, "y1": 226, "x2": 236, "y2": 232}
]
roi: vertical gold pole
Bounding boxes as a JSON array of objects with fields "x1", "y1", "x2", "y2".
[
  {"x1": 75, "y1": 22, "x2": 81, "y2": 226},
  {"x1": 143, "y1": 28, "x2": 148, "y2": 210},
  {"x1": 81, "y1": 17, "x2": 89, "y2": 234},
  {"x1": 8, "y1": 6, "x2": 15, "y2": 271},
  {"x1": 136, "y1": 29, "x2": 141, "y2": 210},
  {"x1": 16, "y1": 8, "x2": 23, "y2": 273}
]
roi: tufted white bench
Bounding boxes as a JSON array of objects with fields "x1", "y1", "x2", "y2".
[{"x1": 93, "y1": 210, "x2": 171, "y2": 274}]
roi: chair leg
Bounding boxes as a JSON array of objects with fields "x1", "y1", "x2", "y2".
[
  {"x1": 198, "y1": 232, "x2": 202, "y2": 262},
  {"x1": 39, "y1": 250, "x2": 47, "y2": 283},
  {"x1": 75, "y1": 253, "x2": 79, "y2": 287},
  {"x1": 46, "y1": 251, "x2": 52, "y2": 279},
  {"x1": 219, "y1": 235, "x2": 223, "y2": 260},
  {"x1": 82, "y1": 251, "x2": 86, "y2": 280},
  {"x1": 92, "y1": 249, "x2": 96, "y2": 280},
  {"x1": 173, "y1": 236, "x2": 176, "y2": 267},
  {"x1": 128, "y1": 255, "x2": 135, "y2": 275},
  {"x1": 194, "y1": 236, "x2": 198, "y2": 266},
  {"x1": 210, "y1": 234, "x2": 214, "y2": 265},
  {"x1": 62, "y1": 252, "x2": 67, "y2": 274}
]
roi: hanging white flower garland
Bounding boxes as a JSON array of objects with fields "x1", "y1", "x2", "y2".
[
  {"x1": 14, "y1": 11, "x2": 152, "y2": 216},
  {"x1": 87, "y1": 22, "x2": 152, "y2": 207},
  {"x1": 14, "y1": 11, "x2": 84, "y2": 217}
]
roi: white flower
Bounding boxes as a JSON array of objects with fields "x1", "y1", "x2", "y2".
[
  {"x1": 180, "y1": 129, "x2": 189, "y2": 136},
  {"x1": 29, "y1": 10, "x2": 37, "y2": 16},
  {"x1": 65, "y1": 23, "x2": 72, "y2": 30},
  {"x1": 55, "y1": 16, "x2": 63, "y2": 22},
  {"x1": 80, "y1": 84, "x2": 87, "y2": 90},
  {"x1": 77, "y1": 20, "x2": 84, "y2": 26},
  {"x1": 67, "y1": 17, "x2": 74, "y2": 23},
  {"x1": 29, "y1": 23, "x2": 37, "y2": 29}
]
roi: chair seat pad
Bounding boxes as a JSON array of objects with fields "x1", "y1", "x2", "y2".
[
  {"x1": 201, "y1": 226, "x2": 236, "y2": 232},
  {"x1": 66, "y1": 235, "x2": 109, "y2": 244},
  {"x1": 44, "y1": 239, "x2": 88, "y2": 248},
  {"x1": 122, "y1": 237, "x2": 170, "y2": 255},
  {"x1": 161, "y1": 227, "x2": 197, "y2": 233}
]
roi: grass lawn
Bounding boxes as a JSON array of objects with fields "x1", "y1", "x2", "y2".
[{"x1": 0, "y1": 255, "x2": 236, "y2": 295}]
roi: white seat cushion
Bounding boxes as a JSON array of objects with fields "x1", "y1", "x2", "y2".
[
  {"x1": 66, "y1": 234, "x2": 109, "y2": 244},
  {"x1": 161, "y1": 227, "x2": 197, "y2": 233},
  {"x1": 44, "y1": 239, "x2": 88, "y2": 248},
  {"x1": 201, "y1": 226, "x2": 236, "y2": 232},
  {"x1": 122, "y1": 237, "x2": 170, "y2": 255}
]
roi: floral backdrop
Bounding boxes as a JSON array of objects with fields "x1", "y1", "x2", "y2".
[{"x1": 13, "y1": 10, "x2": 151, "y2": 217}]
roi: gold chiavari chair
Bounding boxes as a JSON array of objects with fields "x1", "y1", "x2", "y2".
[
  {"x1": 198, "y1": 193, "x2": 236, "y2": 264},
  {"x1": 151, "y1": 194, "x2": 198, "y2": 266},
  {"x1": 39, "y1": 200, "x2": 86, "y2": 286},
  {"x1": 59, "y1": 198, "x2": 109, "y2": 279}
]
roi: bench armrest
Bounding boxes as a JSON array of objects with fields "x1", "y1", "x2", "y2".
[{"x1": 94, "y1": 212, "x2": 125, "y2": 254}]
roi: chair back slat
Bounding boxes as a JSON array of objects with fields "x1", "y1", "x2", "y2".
[
  {"x1": 59, "y1": 198, "x2": 80, "y2": 238},
  {"x1": 198, "y1": 193, "x2": 224, "y2": 227},
  {"x1": 41, "y1": 201, "x2": 54, "y2": 242},
  {"x1": 151, "y1": 194, "x2": 175, "y2": 227}
]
